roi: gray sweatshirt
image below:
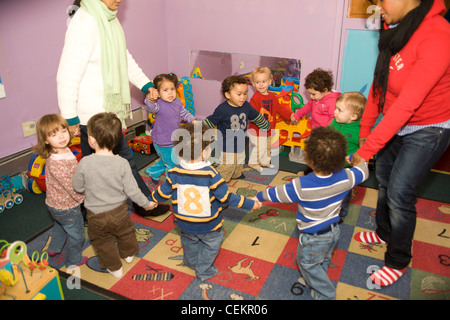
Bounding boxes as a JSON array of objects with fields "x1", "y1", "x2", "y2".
[{"x1": 73, "y1": 154, "x2": 150, "y2": 214}]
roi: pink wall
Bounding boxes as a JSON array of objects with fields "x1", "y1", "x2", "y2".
[
  {"x1": 165, "y1": 0, "x2": 345, "y2": 120},
  {"x1": 0, "y1": 0, "x2": 167, "y2": 158},
  {"x1": 0, "y1": 0, "x2": 346, "y2": 159}
]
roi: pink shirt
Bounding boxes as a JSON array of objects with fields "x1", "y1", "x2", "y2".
[
  {"x1": 293, "y1": 91, "x2": 341, "y2": 128},
  {"x1": 45, "y1": 149, "x2": 85, "y2": 210}
]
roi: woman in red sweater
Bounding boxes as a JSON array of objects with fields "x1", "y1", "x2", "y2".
[{"x1": 350, "y1": 0, "x2": 450, "y2": 287}]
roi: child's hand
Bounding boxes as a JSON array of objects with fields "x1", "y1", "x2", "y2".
[
  {"x1": 146, "y1": 87, "x2": 159, "y2": 103},
  {"x1": 146, "y1": 201, "x2": 158, "y2": 210},
  {"x1": 250, "y1": 197, "x2": 262, "y2": 211},
  {"x1": 290, "y1": 113, "x2": 297, "y2": 125}
]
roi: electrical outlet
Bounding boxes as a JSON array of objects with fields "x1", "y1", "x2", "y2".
[{"x1": 22, "y1": 121, "x2": 36, "y2": 137}]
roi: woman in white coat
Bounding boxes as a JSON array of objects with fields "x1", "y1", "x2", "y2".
[{"x1": 57, "y1": 0, "x2": 169, "y2": 217}]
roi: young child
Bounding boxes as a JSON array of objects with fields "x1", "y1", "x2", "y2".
[
  {"x1": 34, "y1": 114, "x2": 87, "y2": 269},
  {"x1": 144, "y1": 73, "x2": 196, "y2": 182},
  {"x1": 72, "y1": 112, "x2": 157, "y2": 278},
  {"x1": 203, "y1": 75, "x2": 270, "y2": 182},
  {"x1": 328, "y1": 92, "x2": 366, "y2": 221},
  {"x1": 151, "y1": 122, "x2": 260, "y2": 281},
  {"x1": 291, "y1": 68, "x2": 341, "y2": 128},
  {"x1": 255, "y1": 127, "x2": 368, "y2": 300},
  {"x1": 248, "y1": 67, "x2": 294, "y2": 172}
]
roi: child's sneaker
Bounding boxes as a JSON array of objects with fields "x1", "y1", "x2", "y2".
[
  {"x1": 66, "y1": 256, "x2": 88, "y2": 270},
  {"x1": 107, "y1": 267, "x2": 123, "y2": 278}
]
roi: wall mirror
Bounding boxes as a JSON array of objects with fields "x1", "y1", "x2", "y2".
[{"x1": 189, "y1": 49, "x2": 301, "y2": 88}]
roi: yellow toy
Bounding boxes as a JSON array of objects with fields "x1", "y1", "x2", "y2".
[
  {"x1": 0, "y1": 240, "x2": 64, "y2": 300},
  {"x1": 269, "y1": 85, "x2": 311, "y2": 164}
]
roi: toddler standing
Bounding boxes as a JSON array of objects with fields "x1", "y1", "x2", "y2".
[
  {"x1": 255, "y1": 127, "x2": 368, "y2": 300},
  {"x1": 72, "y1": 112, "x2": 156, "y2": 278},
  {"x1": 248, "y1": 67, "x2": 294, "y2": 172},
  {"x1": 145, "y1": 73, "x2": 196, "y2": 182},
  {"x1": 328, "y1": 91, "x2": 366, "y2": 221},
  {"x1": 34, "y1": 114, "x2": 87, "y2": 268},
  {"x1": 203, "y1": 75, "x2": 270, "y2": 182},
  {"x1": 291, "y1": 68, "x2": 341, "y2": 128},
  {"x1": 152, "y1": 122, "x2": 260, "y2": 281}
]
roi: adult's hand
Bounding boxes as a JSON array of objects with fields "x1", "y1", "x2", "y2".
[
  {"x1": 347, "y1": 151, "x2": 366, "y2": 166},
  {"x1": 69, "y1": 124, "x2": 80, "y2": 137},
  {"x1": 146, "y1": 87, "x2": 159, "y2": 103}
]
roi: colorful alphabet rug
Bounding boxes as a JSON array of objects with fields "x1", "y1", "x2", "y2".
[{"x1": 26, "y1": 168, "x2": 450, "y2": 300}]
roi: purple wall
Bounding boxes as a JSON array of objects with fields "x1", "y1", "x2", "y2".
[
  {"x1": 165, "y1": 0, "x2": 345, "y2": 120},
  {"x1": 0, "y1": 0, "x2": 347, "y2": 159},
  {"x1": 0, "y1": 0, "x2": 167, "y2": 158}
]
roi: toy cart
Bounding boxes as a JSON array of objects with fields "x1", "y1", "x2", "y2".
[{"x1": 0, "y1": 176, "x2": 23, "y2": 213}]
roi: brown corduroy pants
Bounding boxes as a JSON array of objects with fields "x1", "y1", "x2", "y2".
[{"x1": 86, "y1": 202, "x2": 139, "y2": 272}]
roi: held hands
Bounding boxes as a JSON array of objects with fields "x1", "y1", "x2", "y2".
[
  {"x1": 146, "y1": 201, "x2": 158, "y2": 211},
  {"x1": 250, "y1": 197, "x2": 262, "y2": 211},
  {"x1": 346, "y1": 137, "x2": 368, "y2": 166},
  {"x1": 69, "y1": 124, "x2": 80, "y2": 137},
  {"x1": 290, "y1": 113, "x2": 298, "y2": 125},
  {"x1": 346, "y1": 152, "x2": 366, "y2": 166},
  {"x1": 146, "y1": 87, "x2": 159, "y2": 103}
]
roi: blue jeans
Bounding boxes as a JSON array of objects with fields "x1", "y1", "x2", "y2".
[
  {"x1": 180, "y1": 229, "x2": 223, "y2": 281},
  {"x1": 375, "y1": 127, "x2": 450, "y2": 269},
  {"x1": 80, "y1": 125, "x2": 151, "y2": 197},
  {"x1": 145, "y1": 143, "x2": 178, "y2": 180},
  {"x1": 47, "y1": 205, "x2": 85, "y2": 267},
  {"x1": 297, "y1": 224, "x2": 340, "y2": 300}
]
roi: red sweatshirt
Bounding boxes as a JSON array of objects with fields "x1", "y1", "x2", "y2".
[
  {"x1": 248, "y1": 91, "x2": 293, "y2": 136},
  {"x1": 358, "y1": 0, "x2": 450, "y2": 160}
]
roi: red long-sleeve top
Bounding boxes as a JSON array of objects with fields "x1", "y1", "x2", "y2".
[{"x1": 358, "y1": 0, "x2": 450, "y2": 160}]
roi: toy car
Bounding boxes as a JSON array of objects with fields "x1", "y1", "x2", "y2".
[{"x1": 127, "y1": 135, "x2": 154, "y2": 155}]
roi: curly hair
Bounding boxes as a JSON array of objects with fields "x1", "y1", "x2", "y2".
[
  {"x1": 153, "y1": 73, "x2": 178, "y2": 91},
  {"x1": 304, "y1": 127, "x2": 347, "y2": 175},
  {"x1": 221, "y1": 75, "x2": 247, "y2": 99},
  {"x1": 304, "y1": 68, "x2": 334, "y2": 92},
  {"x1": 173, "y1": 122, "x2": 214, "y2": 161},
  {"x1": 87, "y1": 112, "x2": 122, "y2": 151}
]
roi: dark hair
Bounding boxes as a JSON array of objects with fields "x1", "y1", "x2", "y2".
[
  {"x1": 304, "y1": 127, "x2": 347, "y2": 175},
  {"x1": 153, "y1": 73, "x2": 178, "y2": 91},
  {"x1": 221, "y1": 75, "x2": 247, "y2": 99},
  {"x1": 304, "y1": 68, "x2": 334, "y2": 92},
  {"x1": 87, "y1": 112, "x2": 122, "y2": 151},
  {"x1": 173, "y1": 122, "x2": 213, "y2": 161}
]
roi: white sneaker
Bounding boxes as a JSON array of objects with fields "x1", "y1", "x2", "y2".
[
  {"x1": 107, "y1": 267, "x2": 123, "y2": 278},
  {"x1": 124, "y1": 256, "x2": 135, "y2": 263},
  {"x1": 249, "y1": 165, "x2": 263, "y2": 172}
]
